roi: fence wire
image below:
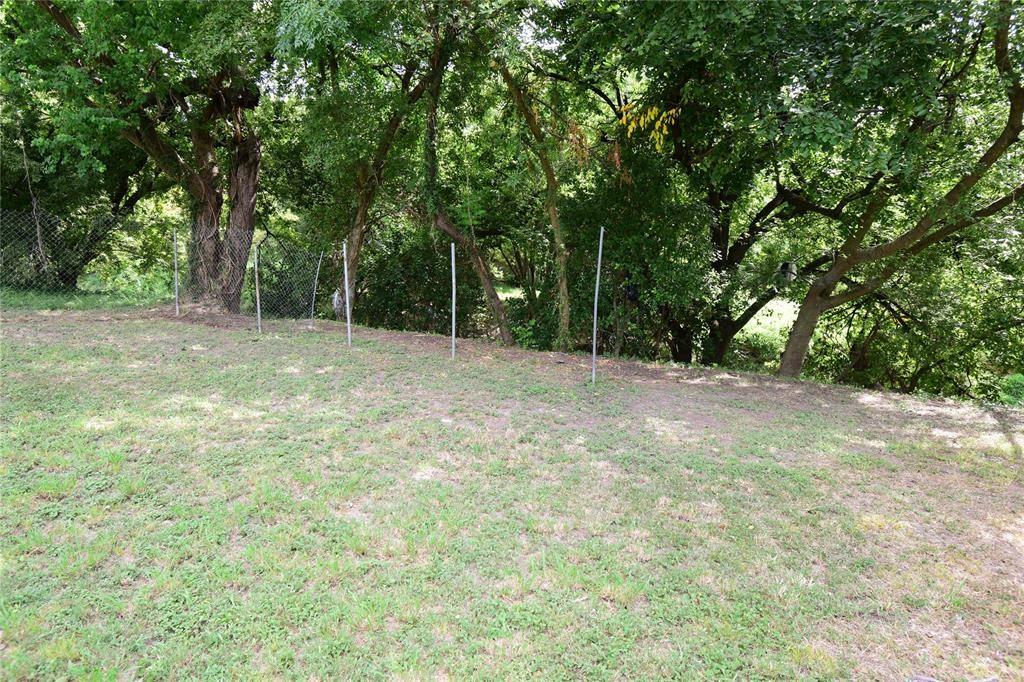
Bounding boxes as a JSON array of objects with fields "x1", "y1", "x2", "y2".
[
  {"x1": 2, "y1": 209, "x2": 336, "y2": 327},
  {"x1": 1, "y1": 210, "x2": 607, "y2": 378},
  {"x1": 1, "y1": 209, "x2": 127, "y2": 291},
  {"x1": 252, "y1": 233, "x2": 330, "y2": 321},
  {"x1": 170, "y1": 226, "x2": 335, "y2": 325}
]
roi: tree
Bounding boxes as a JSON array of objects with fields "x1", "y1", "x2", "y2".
[
  {"x1": 495, "y1": 62, "x2": 573, "y2": 350},
  {"x1": 421, "y1": 8, "x2": 514, "y2": 345},
  {"x1": 806, "y1": 228, "x2": 1024, "y2": 398},
  {"x1": 0, "y1": 67, "x2": 166, "y2": 290},
  {"x1": 6, "y1": 0, "x2": 276, "y2": 310},
  {"x1": 548, "y1": 0, "x2": 1022, "y2": 375},
  {"x1": 278, "y1": 0, "x2": 452, "y2": 310},
  {"x1": 778, "y1": 1, "x2": 1024, "y2": 376}
]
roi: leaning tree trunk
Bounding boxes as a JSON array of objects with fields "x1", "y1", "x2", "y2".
[
  {"x1": 335, "y1": 111, "x2": 404, "y2": 313},
  {"x1": 778, "y1": 290, "x2": 827, "y2": 377},
  {"x1": 342, "y1": 169, "x2": 377, "y2": 301},
  {"x1": 418, "y1": 26, "x2": 512, "y2": 344},
  {"x1": 497, "y1": 65, "x2": 572, "y2": 350},
  {"x1": 435, "y1": 210, "x2": 514, "y2": 345},
  {"x1": 219, "y1": 135, "x2": 261, "y2": 312}
]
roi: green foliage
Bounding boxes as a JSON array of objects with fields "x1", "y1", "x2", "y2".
[
  {"x1": 726, "y1": 329, "x2": 788, "y2": 373},
  {"x1": 804, "y1": 224, "x2": 1024, "y2": 400},
  {"x1": 998, "y1": 374, "x2": 1024, "y2": 406},
  {"x1": 2, "y1": 0, "x2": 1021, "y2": 401},
  {"x1": 355, "y1": 219, "x2": 486, "y2": 336}
]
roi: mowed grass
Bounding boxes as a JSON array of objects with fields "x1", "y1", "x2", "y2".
[
  {"x1": 2, "y1": 307, "x2": 1022, "y2": 680},
  {"x1": 1, "y1": 285, "x2": 171, "y2": 312}
]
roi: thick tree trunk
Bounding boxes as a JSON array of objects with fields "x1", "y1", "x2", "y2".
[
  {"x1": 219, "y1": 135, "x2": 261, "y2": 312},
  {"x1": 188, "y1": 191, "x2": 223, "y2": 302},
  {"x1": 779, "y1": 291, "x2": 826, "y2": 377},
  {"x1": 185, "y1": 125, "x2": 224, "y2": 304}
]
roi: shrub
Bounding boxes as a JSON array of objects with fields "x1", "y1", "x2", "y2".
[{"x1": 998, "y1": 374, "x2": 1024, "y2": 407}]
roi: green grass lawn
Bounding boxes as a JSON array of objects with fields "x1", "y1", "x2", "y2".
[
  {"x1": 2, "y1": 305, "x2": 1022, "y2": 679},
  {"x1": 1, "y1": 285, "x2": 172, "y2": 312}
]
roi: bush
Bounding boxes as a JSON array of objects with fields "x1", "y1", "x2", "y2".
[
  {"x1": 998, "y1": 374, "x2": 1024, "y2": 407},
  {"x1": 727, "y1": 329, "x2": 786, "y2": 372},
  {"x1": 506, "y1": 297, "x2": 557, "y2": 350},
  {"x1": 356, "y1": 223, "x2": 487, "y2": 336}
]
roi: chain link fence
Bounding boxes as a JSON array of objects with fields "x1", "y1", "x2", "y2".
[
  {"x1": 176, "y1": 228, "x2": 343, "y2": 329},
  {"x1": 2, "y1": 208, "x2": 609, "y2": 378},
  {"x1": 1, "y1": 209, "x2": 127, "y2": 292},
  {"x1": 250, "y1": 233, "x2": 332, "y2": 323},
  {"x1": 2, "y1": 207, "x2": 341, "y2": 328}
]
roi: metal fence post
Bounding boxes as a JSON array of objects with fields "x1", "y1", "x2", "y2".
[
  {"x1": 310, "y1": 250, "x2": 324, "y2": 327},
  {"x1": 342, "y1": 241, "x2": 352, "y2": 346},
  {"x1": 591, "y1": 226, "x2": 605, "y2": 385},
  {"x1": 172, "y1": 224, "x2": 180, "y2": 316},
  {"x1": 254, "y1": 241, "x2": 262, "y2": 334},
  {"x1": 450, "y1": 241, "x2": 456, "y2": 360}
]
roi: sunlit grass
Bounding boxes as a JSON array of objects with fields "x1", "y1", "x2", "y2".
[
  {"x1": 1, "y1": 285, "x2": 171, "y2": 311},
  {"x1": 1, "y1": 304, "x2": 1020, "y2": 679}
]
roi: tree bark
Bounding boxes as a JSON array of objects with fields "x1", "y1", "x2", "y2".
[
  {"x1": 220, "y1": 134, "x2": 261, "y2": 312},
  {"x1": 188, "y1": 188, "x2": 223, "y2": 303},
  {"x1": 181, "y1": 121, "x2": 223, "y2": 303},
  {"x1": 342, "y1": 164, "x2": 378, "y2": 297},
  {"x1": 778, "y1": 290, "x2": 826, "y2": 377},
  {"x1": 703, "y1": 320, "x2": 736, "y2": 366},
  {"x1": 663, "y1": 308, "x2": 695, "y2": 363},
  {"x1": 545, "y1": 166, "x2": 572, "y2": 350}
]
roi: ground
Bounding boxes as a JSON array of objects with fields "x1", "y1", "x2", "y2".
[{"x1": 1, "y1": 304, "x2": 1022, "y2": 680}]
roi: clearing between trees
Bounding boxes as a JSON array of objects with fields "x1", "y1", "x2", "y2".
[{"x1": 2, "y1": 306, "x2": 1022, "y2": 679}]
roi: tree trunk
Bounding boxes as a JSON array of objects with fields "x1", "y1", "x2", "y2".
[
  {"x1": 185, "y1": 125, "x2": 224, "y2": 304},
  {"x1": 188, "y1": 190, "x2": 223, "y2": 303},
  {"x1": 332, "y1": 50, "x2": 444, "y2": 313},
  {"x1": 545, "y1": 171, "x2": 572, "y2": 350},
  {"x1": 701, "y1": 193, "x2": 738, "y2": 364},
  {"x1": 779, "y1": 291, "x2": 826, "y2": 377},
  {"x1": 663, "y1": 308, "x2": 695, "y2": 363},
  {"x1": 20, "y1": 139, "x2": 52, "y2": 279},
  {"x1": 435, "y1": 210, "x2": 514, "y2": 345},
  {"x1": 219, "y1": 135, "x2": 261, "y2": 312},
  {"x1": 342, "y1": 168, "x2": 376, "y2": 300},
  {"x1": 497, "y1": 65, "x2": 572, "y2": 350},
  {"x1": 702, "y1": 319, "x2": 736, "y2": 366},
  {"x1": 422, "y1": 28, "x2": 512, "y2": 345}
]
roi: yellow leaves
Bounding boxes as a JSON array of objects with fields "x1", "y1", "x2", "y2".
[{"x1": 618, "y1": 102, "x2": 679, "y2": 152}]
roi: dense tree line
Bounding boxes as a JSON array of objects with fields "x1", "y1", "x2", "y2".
[{"x1": 2, "y1": 0, "x2": 1022, "y2": 401}]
